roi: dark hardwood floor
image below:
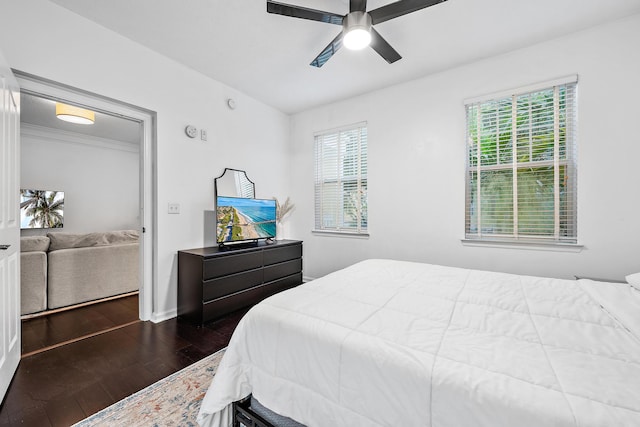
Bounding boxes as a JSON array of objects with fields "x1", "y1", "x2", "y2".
[
  {"x1": 0, "y1": 302, "x2": 247, "y2": 427},
  {"x1": 21, "y1": 295, "x2": 140, "y2": 356}
]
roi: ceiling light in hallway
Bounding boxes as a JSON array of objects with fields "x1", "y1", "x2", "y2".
[{"x1": 55, "y1": 102, "x2": 95, "y2": 125}]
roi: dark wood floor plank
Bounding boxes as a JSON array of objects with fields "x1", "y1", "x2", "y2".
[
  {"x1": 1, "y1": 305, "x2": 244, "y2": 424},
  {"x1": 90, "y1": 296, "x2": 139, "y2": 324},
  {"x1": 21, "y1": 295, "x2": 141, "y2": 355},
  {"x1": 73, "y1": 381, "x2": 113, "y2": 418},
  {"x1": 4, "y1": 406, "x2": 52, "y2": 427},
  {"x1": 44, "y1": 393, "x2": 87, "y2": 427}
]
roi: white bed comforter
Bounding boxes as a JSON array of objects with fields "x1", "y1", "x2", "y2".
[{"x1": 198, "y1": 259, "x2": 640, "y2": 427}]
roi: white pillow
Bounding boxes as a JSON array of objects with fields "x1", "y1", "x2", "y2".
[{"x1": 626, "y1": 272, "x2": 640, "y2": 291}]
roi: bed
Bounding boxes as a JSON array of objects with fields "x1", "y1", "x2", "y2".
[{"x1": 197, "y1": 259, "x2": 640, "y2": 427}]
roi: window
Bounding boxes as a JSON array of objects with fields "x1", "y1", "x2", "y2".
[
  {"x1": 314, "y1": 123, "x2": 368, "y2": 235},
  {"x1": 465, "y1": 77, "x2": 578, "y2": 244}
]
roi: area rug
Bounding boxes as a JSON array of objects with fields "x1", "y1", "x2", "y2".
[{"x1": 73, "y1": 348, "x2": 226, "y2": 427}]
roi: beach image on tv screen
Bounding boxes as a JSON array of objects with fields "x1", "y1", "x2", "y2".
[{"x1": 216, "y1": 197, "x2": 276, "y2": 242}]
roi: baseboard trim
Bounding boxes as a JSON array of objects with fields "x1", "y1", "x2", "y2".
[{"x1": 150, "y1": 308, "x2": 177, "y2": 323}]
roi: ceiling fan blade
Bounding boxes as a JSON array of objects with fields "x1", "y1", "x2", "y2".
[
  {"x1": 267, "y1": 1, "x2": 344, "y2": 25},
  {"x1": 310, "y1": 32, "x2": 344, "y2": 68},
  {"x1": 369, "y1": 0, "x2": 447, "y2": 25},
  {"x1": 350, "y1": 0, "x2": 367, "y2": 13},
  {"x1": 369, "y1": 28, "x2": 402, "y2": 64}
]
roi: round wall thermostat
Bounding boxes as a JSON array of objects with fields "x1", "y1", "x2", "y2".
[
  {"x1": 227, "y1": 98, "x2": 236, "y2": 110},
  {"x1": 185, "y1": 125, "x2": 197, "y2": 138}
]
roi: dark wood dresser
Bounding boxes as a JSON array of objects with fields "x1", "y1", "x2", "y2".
[{"x1": 177, "y1": 240, "x2": 303, "y2": 324}]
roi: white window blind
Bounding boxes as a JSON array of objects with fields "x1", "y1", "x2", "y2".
[
  {"x1": 314, "y1": 123, "x2": 368, "y2": 234},
  {"x1": 465, "y1": 78, "x2": 578, "y2": 244},
  {"x1": 235, "y1": 173, "x2": 254, "y2": 198}
]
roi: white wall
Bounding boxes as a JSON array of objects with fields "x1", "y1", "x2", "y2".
[
  {"x1": 0, "y1": 0, "x2": 291, "y2": 320},
  {"x1": 20, "y1": 126, "x2": 139, "y2": 235},
  {"x1": 289, "y1": 14, "x2": 640, "y2": 281},
  {"x1": 4, "y1": 3, "x2": 639, "y2": 319}
]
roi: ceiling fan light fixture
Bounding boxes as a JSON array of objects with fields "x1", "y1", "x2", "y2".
[
  {"x1": 268, "y1": 0, "x2": 447, "y2": 66},
  {"x1": 343, "y1": 11, "x2": 372, "y2": 50},
  {"x1": 55, "y1": 102, "x2": 95, "y2": 125},
  {"x1": 344, "y1": 28, "x2": 371, "y2": 50}
]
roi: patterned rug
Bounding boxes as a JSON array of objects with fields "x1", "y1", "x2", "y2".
[{"x1": 73, "y1": 348, "x2": 226, "y2": 427}]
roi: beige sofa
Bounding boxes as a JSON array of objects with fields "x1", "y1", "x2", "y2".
[
  {"x1": 20, "y1": 236, "x2": 49, "y2": 315},
  {"x1": 20, "y1": 230, "x2": 139, "y2": 315}
]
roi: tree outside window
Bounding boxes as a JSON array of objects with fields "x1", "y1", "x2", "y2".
[{"x1": 465, "y1": 79, "x2": 577, "y2": 243}]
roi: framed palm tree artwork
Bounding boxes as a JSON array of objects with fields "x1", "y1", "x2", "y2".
[{"x1": 20, "y1": 189, "x2": 64, "y2": 229}]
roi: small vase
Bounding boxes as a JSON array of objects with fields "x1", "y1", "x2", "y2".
[{"x1": 276, "y1": 222, "x2": 285, "y2": 240}]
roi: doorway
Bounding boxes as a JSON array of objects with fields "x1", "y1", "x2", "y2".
[{"x1": 14, "y1": 71, "x2": 156, "y2": 332}]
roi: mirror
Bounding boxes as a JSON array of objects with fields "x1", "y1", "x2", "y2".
[
  {"x1": 214, "y1": 168, "x2": 255, "y2": 199},
  {"x1": 206, "y1": 168, "x2": 256, "y2": 247}
]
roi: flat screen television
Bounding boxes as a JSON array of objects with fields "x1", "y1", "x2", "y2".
[
  {"x1": 20, "y1": 189, "x2": 65, "y2": 229},
  {"x1": 216, "y1": 196, "x2": 276, "y2": 245}
]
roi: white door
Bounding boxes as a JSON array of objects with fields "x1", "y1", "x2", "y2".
[{"x1": 0, "y1": 50, "x2": 21, "y2": 402}]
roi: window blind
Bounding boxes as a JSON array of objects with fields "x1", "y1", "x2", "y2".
[
  {"x1": 314, "y1": 123, "x2": 368, "y2": 234},
  {"x1": 465, "y1": 79, "x2": 578, "y2": 243},
  {"x1": 235, "y1": 174, "x2": 254, "y2": 198}
]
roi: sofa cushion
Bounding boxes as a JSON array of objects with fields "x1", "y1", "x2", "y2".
[
  {"x1": 47, "y1": 243, "x2": 139, "y2": 309},
  {"x1": 21, "y1": 236, "x2": 50, "y2": 253},
  {"x1": 47, "y1": 230, "x2": 139, "y2": 252},
  {"x1": 21, "y1": 251, "x2": 47, "y2": 315}
]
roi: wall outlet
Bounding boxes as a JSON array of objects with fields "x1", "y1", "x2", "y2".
[
  {"x1": 168, "y1": 203, "x2": 180, "y2": 214},
  {"x1": 200, "y1": 129, "x2": 207, "y2": 141}
]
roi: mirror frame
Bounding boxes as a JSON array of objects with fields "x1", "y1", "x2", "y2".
[{"x1": 214, "y1": 168, "x2": 256, "y2": 200}]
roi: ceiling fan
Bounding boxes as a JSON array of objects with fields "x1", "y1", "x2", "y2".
[{"x1": 267, "y1": 0, "x2": 448, "y2": 67}]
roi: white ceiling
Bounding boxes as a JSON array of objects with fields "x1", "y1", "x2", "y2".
[
  {"x1": 50, "y1": 0, "x2": 640, "y2": 114},
  {"x1": 21, "y1": 91, "x2": 141, "y2": 144}
]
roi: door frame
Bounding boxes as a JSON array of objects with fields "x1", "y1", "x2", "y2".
[{"x1": 14, "y1": 70, "x2": 157, "y2": 321}]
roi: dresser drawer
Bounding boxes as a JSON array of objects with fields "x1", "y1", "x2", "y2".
[
  {"x1": 266, "y1": 272, "x2": 303, "y2": 293},
  {"x1": 263, "y1": 244, "x2": 302, "y2": 266},
  {"x1": 263, "y1": 258, "x2": 302, "y2": 283},
  {"x1": 203, "y1": 288, "x2": 261, "y2": 321},
  {"x1": 203, "y1": 269, "x2": 263, "y2": 301},
  {"x1": 203, "y1": 251, "x2": 263, "y2": 280},
  {"x1": 202, "y1": 273, "x2": 302, "y2": 321}
]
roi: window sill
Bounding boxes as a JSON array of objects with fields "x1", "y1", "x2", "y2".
[
  {"x1": 312, "y1": 230, "x2": 369, "y2": 239},
  {"x1": 461, "y1": 239, "x2": 584, "y2": 252}
]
